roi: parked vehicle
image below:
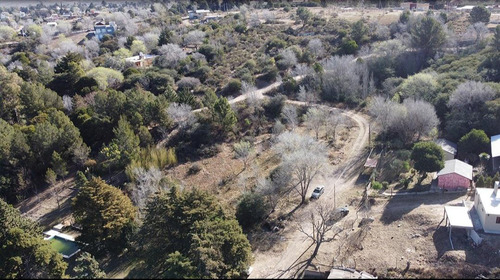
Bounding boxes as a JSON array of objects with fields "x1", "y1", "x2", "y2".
[{"x1": 311, "y1": 185, "x2": 325, "y2": 199}]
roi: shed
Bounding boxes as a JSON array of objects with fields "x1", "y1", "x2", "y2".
[
  {"x1": 473, "y1": 183, "x2": 500, "y2": 234},
  {"x1": 443, "y1": 206, "x2": 474, "y2": 249},
  {"x1": 437, "y1": 159, "x2": 473, "y2": 191},
  {"x1": 434, "y1": 138, "x2": 457, "y2": 161},
  {"x1": 491, "y1": 134, "x2": 500, "y2": 172}
]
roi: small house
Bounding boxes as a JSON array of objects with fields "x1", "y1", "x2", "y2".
[
  {"x1": 437, "y1": 159, "x2": 473, "y2": 191},
  {"x1": 435, "y1": 138, "x2": 457, "y2": 161},
  {"x1": 94, "y1": 21, "x2": 116, "y2": 40},
  {"x1": 492, "y1": 134, "x2": 500, "y2": 173},
  {"x1": 125, "y1": 53, "x2": 157, "y2": 68},
  {"x1": 473, "y1": 182, "x2": 500, "y2": 234},
  {"x1": 188, "y1": 9, "x2": 210, "y2": 20}
]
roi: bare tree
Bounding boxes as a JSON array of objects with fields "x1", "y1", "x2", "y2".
[
  {"x1": 298, "y1": 202, "x2": 344, "y2": 260},
  {"x1": 281, "y1": 104, "x2": 298, "y2": 130},
  {"x1": 368, "y1": 95, "x2": 398, "y2": 135},
  {"x1": 184, "y1": 30, "x2": 205, "y2": 47},
  {"x1": 262, "y1": 11, "x2": 276, "y2": 24},
  {"x1": 167, "y1": 103, "x2": 197, "y2": 133},
  {"x1": 448, "y1": 81, "x2": 495, "y2": 111},
  {"x1": 278, "y1": 48, "x2": 298, "y2": 70},
  {"x1": 307, "y1": 38, "x2": 325, "y2": 57},
  {"x1": 274, "y1": 132, "x2": 328, "y2": 205},
  {"x1": 403, "y1": 99, "x2": 439, "y2": 141},
  {"x1": 129, "y1": 167, "x2": 166, "y2": 216},
  {"x1": 233, "y1": 140, "x2": 253, "y2": 170},
  {"x1": 63, "y1": 95, "x2": 73, "y2": 113},
  {"x1": 249, "y1": 13, "x2": 261, "y2": 28},
  {"x1": 256, "y1": 168, "x2": 291, "y2": 214},
  {"x1": 84, "y1": 39, "x2": 100, "y2": 59},
  {"x1": 272, "y1": 119, "x2": 286, "y2": 136},
  {"x1": 141, "y1": 32, "x2": 160, "y2": 52},
  {"x1": 325, "y1": 110, "x2": 346, "y2": 142},
  {"x1": 304, "y1": 107, "x2": 328, "y2": 139},
  {"x1": 156, "y1": 43, "x2": 187, "y2": 68}
]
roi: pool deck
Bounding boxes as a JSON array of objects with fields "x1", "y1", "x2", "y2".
[{"x1": 43, "y1": 229, "x2": 76, "y2": 241}]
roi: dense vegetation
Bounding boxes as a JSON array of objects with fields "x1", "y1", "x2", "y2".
[{"x1": 0, "y1": 0, "x2": 499, "y2": 278}]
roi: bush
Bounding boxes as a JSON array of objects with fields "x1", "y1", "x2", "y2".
[
  {"x1": 236, "y1": 193, "x2": 269, "y2": 230},
  {"x1": 372, "y1": 181, "x2": 383, "y2": 190},
  {"x1": 223, "y1": 78, "x2": 242, "y2": 96},
  {"x1": 188, "y1": 163, "x2": 202, "y2": 175}
]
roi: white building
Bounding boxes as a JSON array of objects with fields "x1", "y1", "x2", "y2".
[
  {"x1": 435, "y1": 138, "x2": 457, "y2": 161},
  {"x1": 474, "y1": 182, "x2": 500, "y2": 234},
  {"x1": 492, "y1": 134, "x2": 500, "y2": 172}
]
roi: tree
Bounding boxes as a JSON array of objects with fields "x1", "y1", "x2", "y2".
[
  {"x1": 128, "y1": 166, "x2": 166, "y2": 216},
  {"x1": 72, "y1": 252, "x2": 106, "y2": 279},
  {"x1": 411, "y1": 141, "x2": 444, "y2": 175},
  {"x1": 325, "y1": 110, "x2": 346, "y2": 142},
  {"x1": 493, "y1": 25, "x2": 500, "y2": 51},
  {"x1": 448, "y1": 81, "x2": 495, "y2": 111},
  {"x1": 233, "y1": 140, "x2": 253, "y2": 170},
  {"x1": 457, "y1": 129, "x2": 490, "y2": 164},
  {"x1": 298, "y1": 202, "x2": 344, "y2": 263},
  {"x1": 0, "y1": 26, "x2": 16, "y2": 42},
  {"x1": 296, "y1": 7, "x2": 312, "y2": 27},
  {"x1": 86, "y1": 67, "x2": 124, "y2": 90},
  {"x1": 211, "y1": 97, "x2": 237, "y2": 133},
  {"x1": 51, "y1": 151, "x2": 68, "y2": 180},
  {"x1": 139, "y1": 187, "x2": 252, "y2": 278},
  {"x1": 307, "y1": 38, "x2": 325, "y2": 58},
  {"x1": 398, "y1": 72, "x2": 439, "y2": 103},
  {"x1": 351, "y1": 20, "x2": 369, "y2": 45},
  {"x1": 274, "y1": 132, "x2": 329, "y2": 205},
  {"x1": 0, "y1": 199, "x2": 67, "y2": 279},
  {"x1": 304, "y1": 107, "x2": 328, "y2": 139},
  {"x1": 276, "y1": 48, "x2": 298, "y2": 70},
  {"x1": 113, "y1": 116, "x2": 140, "y2": 167},
  {"x1": 470, "y1": 6, "x2": 491, "y2": 24},
  {"x1": 236, "y1": 192, "x2": 269, "y2": 230},
  {"x1": 167, "y1": 103, "x2": 197, "y2": 133},
  {"x1": 183, "y1": 30, "x2": 205, "y2": 47},
  {"x1": 281, "y1": 104, "x2": 298, "y2": 130},
  {"x1": 410, "y1": 16, "x2": 446, "y2": 57},
  {"x1": 156, "y1": 44, "x2": 186, "y2": 68},
  {"x1": 72, "y1": 177, "x2": 136, "y2": 254},
  {"x1": 158, "y1": 28, "x2": 172, "y2": 46}
]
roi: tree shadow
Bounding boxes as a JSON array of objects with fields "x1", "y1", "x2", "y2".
[{"x1": 380, "y1": 192, "x2": 464, "y2": 225}]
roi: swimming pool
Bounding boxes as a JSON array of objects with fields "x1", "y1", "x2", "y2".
[{"x1": 49, "y1": 236, "x2": 80, "y2": 258}]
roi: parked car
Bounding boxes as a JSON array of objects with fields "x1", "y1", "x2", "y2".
[
  {"x1": 311, "y1": 185, "x2": 325, "y2": 199},
  {"x1": 334, "y1": 206, "x2": 349, "y2": 217}
]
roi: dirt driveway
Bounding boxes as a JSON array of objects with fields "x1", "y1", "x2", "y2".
[{"x1": 248, "y1": 108, "x2": 371, "y2": 279}]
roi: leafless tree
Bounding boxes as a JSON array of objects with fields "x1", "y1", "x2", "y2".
[
  {"x1": 402, "y1": 99, "x2": 439, "y2": 141},
  {"x1": 256, "y1": 169, "x2": 290, "y2": 214},
  {"x1": 272, "y1": 119, "x2": 286, "y2": 136},
  {"x1": 184, "y1": 30, "x2": 205, "y2": 47},
  {"x1": 262, "y1": 10, "x2": 276, "y2": 23},
  {"x1": 321, "y1": 55, "x2": 371, "y2": 103},
  {"x1": 464, "y1": 22, "x2": 489, "y2": 45},
  {"x1": 368, "y1": 95, "x2": 397, "y2": 134},
  {"x1": 63, "y1": 95, "x2": 73, "y2": 113},
  {"x1": 281, "y1": 104, "x2": 298, "y2": 130},
  {"x1": 130, "y1": 167, "x2": 166, "y2": 216},
  {"x1": 325, "y1": 110, "x2": 346, "y2": 142},
  {"x1": 233, "y1": 140, "x2": 253, "y2": 170},
  {"x1": 141, "y1": 32, "x2": 160, "y2": 52},
  {"x1": 307, "y1": 38, "x2": 325, "y2": 57},
  {"x1": 278, "y1": 48, "x2": 298, "y2": 70},
  {"x1": 56, "y1": 21, "x2": 72, "y2": 35},
  {"x1": 274, "y1": 132, "x2": 329, "y2": 205},
  {"x1": 304, "y1": 107, "x2": 328, "y2": 139},
  {"x1": 176, "y1": 77, "x2": 201, "y2": 90},
  {"x1": 167, "y1": 102, "x2": 197, "y2": 133},
  {"x1": 298, "y1": 202, "x2": 344, "y2": 260},
  {"x1": 72, "y1": 143, "x2": 90, "y2": 168},
  {"x1": 156, "y1": 43, "x2": 187, "y2": 68},
  {"x1": 249, "y1": 13, "x2": 261, "y2": 28},
  {"x1": 448, "y1": 81, "x2": 495, "y2": 111},
  {"x1": 84, "y1": 39, "x2": 100, "y2": 59}
]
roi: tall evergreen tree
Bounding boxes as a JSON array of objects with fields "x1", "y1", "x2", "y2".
[
  {"x1": 72, "y1": 177, "x2": 136, "y2": 254},
  {"x1": 0, "y1": 199, "x2": 67, "y2": 279}
]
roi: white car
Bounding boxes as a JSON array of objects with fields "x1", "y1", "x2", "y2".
[{"x1": 311, "y1": 185, "x2": 325, "y2": 199}]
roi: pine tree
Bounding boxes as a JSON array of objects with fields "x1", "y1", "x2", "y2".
[{"x1": 211, "y1": 97, "x2": 237, "y2": 133}]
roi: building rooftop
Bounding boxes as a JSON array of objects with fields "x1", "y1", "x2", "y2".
[
  {"x1": 476, "y1": 186, "x2": 500, "y2": 216},
  {"x1": 444, "y1": 206, "x2": 473, "y2": 229},
  {"x1": 437, "y1": 159, "x2": 473, "y2": 180},
  {"x1": 492, "y1": 134, "x2": 500, "y2": 158},
  {"x1": 435, "y1": 138, "x2": 457, "y2": 155}
]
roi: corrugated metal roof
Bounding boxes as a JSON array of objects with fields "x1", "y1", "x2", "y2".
[
  {"x1": 435, "y1": 138, "x2": 457, "y2": 155},
  {"x1": 437, "y1": 159, "x2": 473, "y2": 180},
  {"x1": 491, "y1": 134, "x2": 500, "y2": 158}
]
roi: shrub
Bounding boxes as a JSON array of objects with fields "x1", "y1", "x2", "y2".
[
  {"x1": 236, "y1": 193, "x2": 269, "y2": 230},
  {"x1": 223, "y1": 78, "x2": 242, "y2": 96},
  {"x1": 372, "y1": 181, "x2": 383, "y2": 190},
  {"x1": 188, "y1": 163, "x2": 202, "y2": 175}
]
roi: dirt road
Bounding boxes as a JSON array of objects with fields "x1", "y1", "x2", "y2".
[{"x1": 248, "y1": 104, "x2": 370, "y2": 279}]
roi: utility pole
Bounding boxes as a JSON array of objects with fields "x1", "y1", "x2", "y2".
[{"x1": 334, "y1": 184, "x2": 336, "y2": 209}]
